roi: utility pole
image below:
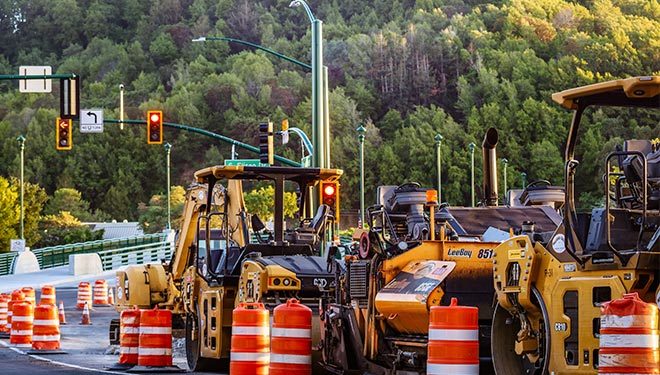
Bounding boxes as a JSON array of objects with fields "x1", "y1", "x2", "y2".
[
  {"x1": 17, "y1": 135, "x2": 26, "y2": 239},
  {"x1": 357, "y1": 125, "x2": 366, "y2": 227},
  {"x1": 469, "y1": 142, "x2": 476, "y2": 207},
  {"x1": 502, "y1": 158, "x2": 508, "y2": 205},
  {"x1": 165, "y1": 143, "x2": 172, "y2": 230},
  {"x1": 435, "y1": 134, "x2": 443, "y2": 201}
]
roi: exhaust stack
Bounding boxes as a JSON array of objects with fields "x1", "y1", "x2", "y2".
[{"x1": 482, "y1": 128, "x2": 499, "y2": 206}]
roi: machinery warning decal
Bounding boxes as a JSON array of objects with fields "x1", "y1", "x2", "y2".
[{"x1": 379, "y1": 261, "x2": 456, "y2": 296}]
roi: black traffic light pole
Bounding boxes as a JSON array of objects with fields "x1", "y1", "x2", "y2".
[{"x1": 104, "y1": 119, "x2": 301, "y2": 167}]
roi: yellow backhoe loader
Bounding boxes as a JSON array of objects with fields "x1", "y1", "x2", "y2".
[
  {"x1": 491, "y1": 76, "x2": 659, "y2": 375},
  {"x1": 320, "y1": 128, "x2": 565, "y2": 374},
  {"x1": 176, "y1": 165, "x2": 342, "y2": 370}
]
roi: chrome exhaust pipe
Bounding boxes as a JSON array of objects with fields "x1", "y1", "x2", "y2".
[{"x1": 482, "y1": 128, "x2": 499, "y2": 206}]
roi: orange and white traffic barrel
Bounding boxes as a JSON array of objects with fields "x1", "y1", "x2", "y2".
[
  {"x1": 40, "y1": 285, "x2": 56, "y2": 305},
  {"x1": 118, "y1": 307, "x2": 140, "y2": 366},
  {"x1": 599, "y1": 292, "x2": 659, "y2": 374},
  {"x1": 22, "y1": 286, "x2": 36, "y2": 307},
  {"x1": 0, "y1": 293, "x2": 9, "y2": 335},
  {"x1": 30, "y1": 304, "x2": 60, "y2": 351},
  {"x1": 76, "y1": 282, "x2": 92, "y2": 310},
  {"x1": 230, "y1": 302, "x2": 270, "y2": 375},
  {"x1": 7, "y1": 289, "x2": 26, "y2": 334},
  {"x1": 93, "y1": 280, "x2": 109, "y2": 306},
  {"x1": 427, "y1": 297, "x2": 479, "y2": 375},
  {"x1": 270, "y1": 299, "x2": 312, "y2": 375},
  {"x1": 10, "y1": 301, "x2": 33, "y2": 348},
  {"x1": 137, "y1": 307, "x2": 173, "y2": 367}
]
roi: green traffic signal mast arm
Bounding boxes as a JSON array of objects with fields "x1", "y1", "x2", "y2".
[
  {"x1": 0, "y1": 73, "x2": 77, "y2": 80},
  {"x1": 192, "y1": 37, "x2": 312, "y2": 71},
  {"x1": 105, "y1": 119, "x2": 301, "y2": 167}
]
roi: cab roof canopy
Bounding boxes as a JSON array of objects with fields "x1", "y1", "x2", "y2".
[
  {"x1": 194, "y1": 165, "x2": 343, "y2": 186},
  {"x1": 552, "y1": 76, "x2": 659, "y2": 110}
]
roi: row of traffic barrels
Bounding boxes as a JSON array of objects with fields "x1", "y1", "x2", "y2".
[
  {"x1": 76, "y1": 280, "x2": 113, "y2": 309},
  {"x1": 115, "y1": 306, "x2": 176, "y2": 370},
  {"x1": 0, "y1": 287, "x2": 62, "y2": 352}
]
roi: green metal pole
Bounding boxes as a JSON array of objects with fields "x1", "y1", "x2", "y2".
[
  {"x1": 323, "y1": 66, "x2": 330, "y2": 168},
  {"x1": 357, "y1": 125, "x2": 366, "y2": 227},
  {"x1": 0, "y1": 73, "x2": 77, "y2": 80},
  {"x1": 17, "y1": 135, "x2": 25, "y2": 239},
  {"x1": 165, "y1": 143, "x2": 172, "y2": 230},
  {"x1": 502, "y1": 158, "x2": 508, "y2": 204},
  {"x1": 312, "y1": 19, "x2": 324, "y2": 169},
  {"x1": 435, "y1": 134, "x2": 443, "y2": 201},
  {"x1": 469, "y1": 143, "x2": 476, "y2": 207},
  {"x1": 193, "y1": 37, "x2": 311, "y2": 71},
  {"x1": 521, "y1": 172, "x2": 527, "y2": 190}
]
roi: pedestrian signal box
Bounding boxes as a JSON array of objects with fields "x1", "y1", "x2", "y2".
[
  {"x1": 259, "y1": 121, "x2": 274, "y2": 165},
  {"x1": 147, "y1": 110, "x2": 163, "y2": 144},
  {"x1": 56, "y1": 117, "x2": 72, "y2": 151},
  {"x1": 320, "y1": 181, "x2": 340, "y2": 223}
]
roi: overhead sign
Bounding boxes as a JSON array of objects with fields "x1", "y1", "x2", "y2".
[
  {"x1": 10, "y1": 239, "x2": 26, "y2": 252},
  {"x1": 19, "y1": 66, "x2": 52, "y2": 93},
  {"x1": 224, "y1": 159, "x2": 269, "y2": 167},
  {"x1": 80, "y1": 109, "x2": 104, "y2": 133},
  {"x1": 60, "y1": 76, "x2": 80, "y2": 119}
]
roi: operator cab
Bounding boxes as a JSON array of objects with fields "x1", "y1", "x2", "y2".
[{"x1": 191, "y1": 165, "x2": 343, "y2": 282}]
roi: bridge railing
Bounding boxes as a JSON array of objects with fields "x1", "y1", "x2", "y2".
[
  {"x1": 0, "y1": 233, "x2": 168, "y2": 276},
  {"x1": 98, "y1": 240, "x2": 173, "y2": 271}
]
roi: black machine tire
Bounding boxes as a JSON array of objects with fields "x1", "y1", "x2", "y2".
[
  {"x1": 491, "y1": 286, "x2": 550, "y2": 375},
  {"x1": 185, "y1": 312, "x2": 227, "y2": 372}
]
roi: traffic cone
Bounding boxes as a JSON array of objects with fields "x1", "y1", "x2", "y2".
[
  {"x1": 58, "y1": 301, "x2": 67, "y2": 325},
  {"x1": 107, "y1": 288, "x2": 114, "y2": 305},
  {"x1": 80, "y1": 302, "x2": 91, "y2": 325}
]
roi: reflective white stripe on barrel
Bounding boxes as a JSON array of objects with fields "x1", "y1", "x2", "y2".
[
  {"x1": 599, "y1": 334, "x2": 659, "y2": 348},
  {"x1": 11, "y1": 316, "x2": 32, "y2": 322},
  {"x1": 271, "y1": 327, "x2": 311, "y2": 338},
  {"x1": 270, "y1": 353, "x2": 312, "y2": 364},
  {"x1": 138, "y1": 348, "x2": 172, "y2": 356},
  {"x1": 139, "y1": 326, "x2": 172, "y2": 335},
  {"x1": 120, "y1": 347, "x2": 139, "y2": 354},
  {"x1": 601, "y1": 314, "x2": 657, "y2": 328},
  {"x1": 231, "y1": 352, "x2": 270, "y2": 363},
  {"x1": 33, "y1": 319, "x2": 60, "y2": 326},
  {"x1": 122, "y1": 327, "x2": 139, "y2": 334},
  {"x1": 428, "y1": 328, "x2": 479, "y2": 341},
  {"x1": 10, "y1": 330, "x2": 32, "y2": 335},
  {"x1": 32, "y1": 335, "x2": 60, "y2": 341},
  {"x1": 14, "y1": 343, "x2": 31, "y2": 348},
  {"x1": 232, "y1": 326, "x2": 270, "y2": 336},
  {"x1": 427, "y1": 363, "x2": 480, "y2": 374}
]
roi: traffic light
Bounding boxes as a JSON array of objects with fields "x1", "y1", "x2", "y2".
[
  {"x1": 259, "y1": 121, "x2": 274, "y2": 165},
  {"x1": 321, "y1": 181, "x2": 340, "y2": 223},
  {"x1": 56, "y1": 117, "x2": 72, "y2": 151},
  {"x1": 281, "y1": 119, "x2": 289, "y2": 145},
  {"x1": 60, "y1": 77, "x2": 80, "y2": 119},
  {"x1": 147, "y1": 110, "x2": 163, "y2": 144}
]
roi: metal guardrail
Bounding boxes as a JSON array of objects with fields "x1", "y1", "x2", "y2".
[
  {"x1": 98, "y1": 241, "x2": 173, "y2": 271},
  {"x1": 0, "y1": 233, "x2": 168, "y2": 276}
]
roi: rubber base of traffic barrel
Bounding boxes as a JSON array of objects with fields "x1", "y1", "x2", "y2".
[
  {"x1": 126, "y1": 365, "x2": 185, "y2": 373},
  {"x1": 26, "y1": 349, "x2": 67, "y2": 355},
  {"x1": 104, "y1": 363, "x2": 135, "y2": 371}
]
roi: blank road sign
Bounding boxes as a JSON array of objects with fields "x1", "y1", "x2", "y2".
[{"x1": 19, "y1": 66, "x2": 52, "y2": 93}]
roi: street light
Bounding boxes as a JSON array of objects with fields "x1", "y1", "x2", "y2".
[
  {"x1": 165, "y1": 143, "x2": 172, "y2": 230},
  {"x1": 468, "y1": 142, "x2": 476, "y2": 207},
  {"x1": 434, "y1": 134, "x2": 443, "y2": 201},
  {"x1": 357, "y1": 125, "x2": 366, "y2": 227},
  {"x1": 501, "y1": 158, "x2": 508, "y2": 205},
  {"x1": 17, "y1": 135, "x2": 25, "y2": 239},
  {"x1": 289, "y1": 0, "x2": 325, "y2": 169}
]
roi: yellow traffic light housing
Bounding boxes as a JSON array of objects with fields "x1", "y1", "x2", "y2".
[
  {"x1": 56, "y1": 117, "x2": 72, "y2": 151},
  {"x1": 147, "y1": 110, "x2": 163, "y2": 144}
]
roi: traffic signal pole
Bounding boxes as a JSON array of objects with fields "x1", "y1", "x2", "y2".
[{"x1": 105, "y1": 119, "x2": 301, "y2": 167}]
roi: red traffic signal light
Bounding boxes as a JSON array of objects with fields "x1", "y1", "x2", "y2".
[
  {"x1": 147, "y1": 110, "x2": 163, "y2": 144},
  {"x1": 56, "y1": 117, "x2": 72, "y2": 151},
  {"x1": 321, "y1": 182, "x2": 340, "y2": 223}
]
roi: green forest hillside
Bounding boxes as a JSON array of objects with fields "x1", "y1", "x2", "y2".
[{"x1": 0, "y1": 0, "x2": 658, "y2": 248}]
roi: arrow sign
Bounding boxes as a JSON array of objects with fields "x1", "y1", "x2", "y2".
[{"x1": 80, "y1": 109, "x2": 104, "y2": 133}]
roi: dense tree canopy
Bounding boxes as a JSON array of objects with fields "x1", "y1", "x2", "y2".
[{"x1": 0, "y1": 0, "x2": 657, "y2": 248}]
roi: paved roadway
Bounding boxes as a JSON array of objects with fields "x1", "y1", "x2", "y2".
[{"x1": 0, "y1": 285, "x2": 225, "y2": 374}]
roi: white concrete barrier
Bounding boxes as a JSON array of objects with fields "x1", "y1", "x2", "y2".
[
  {"x1": 69, "y1": 253, "x2": 103, "y2": 276},
  {"x1": 12, "y1": 250, "x2": 40, "y2": 274}
]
